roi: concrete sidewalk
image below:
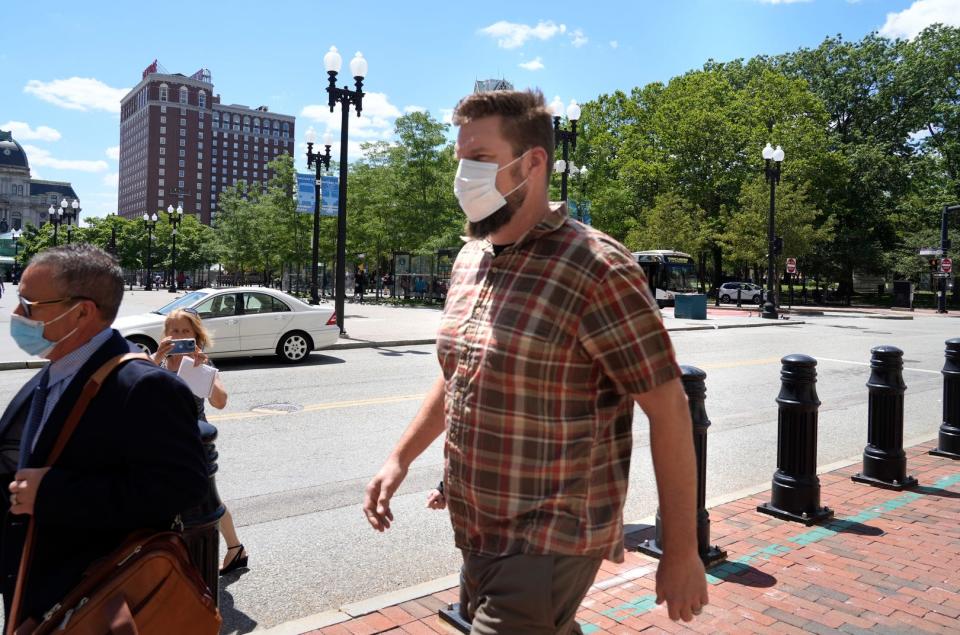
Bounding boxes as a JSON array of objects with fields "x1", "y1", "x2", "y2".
[
  {"x1": 0, "y1": 286, "x2": 805, "y2": 368},
  {"x1": 268, "y1": 439, "x2": 959, "y2": 634}
]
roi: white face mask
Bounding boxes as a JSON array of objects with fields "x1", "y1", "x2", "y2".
[{"x1": 453, "y1": 151, "x2": 529, "y2": 222}]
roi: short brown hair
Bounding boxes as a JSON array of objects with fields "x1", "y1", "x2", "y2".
[
  {"x1": 29, "y1": 244, "x2": 124, "y2": 322},
  {"x1": 453, "y1": 89, "x2": 554, "y2": 183},
  {"x1": 165, "y1": 309, "x2": 213, "y2": 351}
]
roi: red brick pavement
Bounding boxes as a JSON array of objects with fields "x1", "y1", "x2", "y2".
[{"x1": 307, "y1": 442, "x2": 960, "y2": 634}]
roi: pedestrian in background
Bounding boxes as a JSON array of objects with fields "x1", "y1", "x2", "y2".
[
  {"x1": 0, "y1": 244, "x2": 206, "y2": 627},
  {"x1": 152, "y1": 308, "x2": 250, "y2": 576},
  {"x1": 364, "y1": 90, "x2": 707, "y2": 633}
]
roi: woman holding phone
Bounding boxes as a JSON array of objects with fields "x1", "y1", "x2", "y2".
[{"x1": 153, "y1": 308, "x2": 250, "y2": 576}]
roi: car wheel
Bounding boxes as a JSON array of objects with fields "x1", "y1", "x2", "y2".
[
  {"x1": 127, "y1": 336, "x2": 157, "y2": 354},
  {"x1": 277, "y1": 331, "x2": 313, "y2": 363},
  {"x1": 754, "y1": 295, "x2": 763, "y2": 305},
  {"x1": 720, "y1": 294, "x2": 730, "y2": 303}
]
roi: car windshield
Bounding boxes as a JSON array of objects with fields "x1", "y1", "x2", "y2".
[
  {"x1": 153, "y1": 291, "x2": 209, "y2": 315},
  {"x1": 665, "y1": 263, "x2": 699, "y2": 293}
]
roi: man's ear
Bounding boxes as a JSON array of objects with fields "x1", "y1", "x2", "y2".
[{"x1": 526, "y1": 146, "x2": 549, "y2": 178}]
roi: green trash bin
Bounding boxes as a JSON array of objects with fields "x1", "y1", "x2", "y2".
[{"x1": 674, "y1": 294, "x2": 708, "y2": 319}]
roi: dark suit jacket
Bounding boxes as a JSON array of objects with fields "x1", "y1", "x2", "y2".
[{"x1": 0, "y1": 330, "x2": 208, "y2": 623}]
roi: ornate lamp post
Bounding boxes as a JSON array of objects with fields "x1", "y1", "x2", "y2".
[
  {"x1": 143, "y1": 212, "x2": 158, "y2": 290},
  {"x1": 47, "y1": 204, "x2": 64, "y2": 245},
  {"x1": 761, "y1": 143, "x2": 784, "y2": 320},
  {"x1": 550, "y1": 96, "x2": 581, "y2": 205},
  {"x1": 324, "y1": 45, "x2": 368, "y2": 336},
  {"x1": 937, "y1": 204, "x2": 959, "y2": 314},
  {"x1": 11, "y1": 229, "x2": 21, "y2": 282},
  {"x1": 166, "y1": 204, "x2": 184, "y2": 292},
  {"x1": 63, "y1": 198, "x2": 81, "y2": 226},
  {"x1": 306, "y1": 126, "x2": 333, "y2": 305},
  {"x1": 568, "y1": 164, "x2": 589, "y2": 222}
]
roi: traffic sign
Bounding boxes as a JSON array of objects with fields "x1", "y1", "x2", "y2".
[
  {"x1": 785, "y1": 258, "x2": 797, "y2": 274},
  {"x1": 941, "y1": 257, "x2": 952, "y2": 273}
]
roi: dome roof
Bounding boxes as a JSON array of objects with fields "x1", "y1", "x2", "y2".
[{"x1": 0, "y1": 131, "x2": 29, "y2": 171}]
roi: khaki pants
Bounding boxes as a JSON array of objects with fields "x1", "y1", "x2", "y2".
[{"x1": 459, "y1": 552, "x2": 602, "y2": 635}]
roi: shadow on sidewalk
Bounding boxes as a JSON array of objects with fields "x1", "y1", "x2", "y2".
[
  {"x1": 219, "y1": 575, "x2": 258, "y2": 634},
  {"x1": 821, "y1": 518, "x2": 884, "y2": 537},
  {"x1": 915, "y1": 484, "x2": 960, "y2": 499},
  {"x1": 706, "y1": 561, "x2": 777, "y2": 588},
  {"x1": 374, "y1": 347, "x2": 434, "y2": 357},
  {"x1": 215, "y1": 354, "x2": 346, "y2": 372}
]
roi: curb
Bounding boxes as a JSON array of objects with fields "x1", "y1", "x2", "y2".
[{"x1": 0, "y1": 321, "x2": 810, "y2": 371}]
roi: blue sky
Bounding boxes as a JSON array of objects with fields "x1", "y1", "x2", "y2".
[{"x1": 2, "y1": 0, "x2": 957, "y2": 220}]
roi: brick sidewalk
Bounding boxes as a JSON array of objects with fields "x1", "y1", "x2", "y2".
[{"x1": 306, "y1": 441, "x2": 959, "y2": 634}]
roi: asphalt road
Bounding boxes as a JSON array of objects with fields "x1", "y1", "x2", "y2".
[{"x1": 0, "y1": 313, "x2": 953, "y2": 632}]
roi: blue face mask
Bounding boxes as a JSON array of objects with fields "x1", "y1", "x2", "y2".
[{"x1": 10, "y1": 303, "x2": 81, "y2": 358}]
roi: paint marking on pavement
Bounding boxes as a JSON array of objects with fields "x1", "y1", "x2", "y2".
[
  {"x1": 697, "y1": 357, "x2": 781, "y2": 371},
  {"x1": 816, "y1": 356, "x2": 941, "y2": 375},
  {"x1": 207, "y1": 394, "x2": 426, "y2": 422}
]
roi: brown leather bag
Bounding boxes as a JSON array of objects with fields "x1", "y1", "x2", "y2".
[{"x1": 7, "y1": 353, "x2": 222, "y2": 635}]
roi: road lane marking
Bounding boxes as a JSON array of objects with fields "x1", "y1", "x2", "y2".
[
  {"x1": 816, "y1": 356, "x2": 940, "y2": 375},
  {"x1": 207, "y1": 393, "x2": 426, "y2": 422}
]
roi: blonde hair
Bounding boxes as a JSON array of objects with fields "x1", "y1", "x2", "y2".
[{"x1": 164, "y1": 309, "x2": 213, "y2": 350}]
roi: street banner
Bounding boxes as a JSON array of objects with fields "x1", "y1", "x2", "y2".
[{"x1": 296, "y1": 173, "x2": 338, "y2": 216}]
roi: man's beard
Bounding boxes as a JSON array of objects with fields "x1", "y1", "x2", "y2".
[{"x1": 465, "y1": 180, "x2": 528, "y2": 240}]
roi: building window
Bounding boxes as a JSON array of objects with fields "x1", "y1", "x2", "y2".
[
  {"x1": 178, "y1": 180, "x2": 184, "y2": 188},
  {"x1": 159, "y1": 179, "x2": 165, "y2": 186},
  {"x1": 282, "y1": 122, "x2": 290, "y2": 139},
  {"x1": 159, "y1": 168, "x2": 166, "y2": 176},
  {"x1": 199, "y1": 121, "x2": 204, "y2": 129},
  {"x1": 160, "y1": 116, "x2": 166, "y2": 124},
  {"x1": 160, "y1": 137, "x2": 166, "y2": 145},
  {"x1": 179, "y1": 160, "x2": 185, "y2": 167},
  {"x1": 199, "y1": 91, "x2": 206, "y2": 109},
  {"x1": 159, "y1": 84, "x2": 168, "y2": 101},
  {"x1": 178, "y1": 170, "x2": 184, "y2": 178},
  {"x1": 179, "y1": 87, "x2": 188, "y2": 104},
  {"x1": 179, "y1": 149, "x2": 185, "y2": 157},
  {"x1": 159, "y1": 147, "x2": 165, "y2": 155},
  {"x1": 161, "y1": 105, "x2": 167, "y2": 113},
  {"x1": 179, "y1": 139, "x2": 185, "y2": 147},
  {"x1": 159, "y1": 158, "x2": 165, "y2": 165}
]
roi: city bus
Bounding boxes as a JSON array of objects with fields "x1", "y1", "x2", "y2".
[{"x1": 632, "y1": 250, "x2": 700, "y2": 307}]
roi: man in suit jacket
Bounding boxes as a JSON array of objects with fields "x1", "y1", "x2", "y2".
[{"x1": 0, "y1": 244, "x2": 208, "y2": 627}]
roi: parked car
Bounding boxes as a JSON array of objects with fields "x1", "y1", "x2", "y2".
[
  {"x1": 114, "y1": 287, "x2": 339, "y2": 363},
  {"x1": 717, "y1": 282, "x2": 765, "y2": 305}
]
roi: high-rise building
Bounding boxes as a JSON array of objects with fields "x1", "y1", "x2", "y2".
[
  {"x1": 473, "y1": 78, "x2": 514, "y2": 93},
  {"x1": 118, "y1": 61, "x2": 295, "y2": 225}
]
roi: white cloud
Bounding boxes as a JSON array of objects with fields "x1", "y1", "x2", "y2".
[
  {"x1": 24, "y1": 77, "x2": 129, "y2": 113},
  {"x1": 569, "y1": 29, "x2": 588, "y2": 47},
  {"x1": 21, "y1": 144, "x2": 109, "y2": 172},
  {"x1": 301, "y1": 92, "x2": 403, "y2": 142},
  {"x1": 404, "y1": 105, "x2": 427, "y2": 114},
  {"x1": 609, "y1": 40, "x2": 619, "y2": 49},
  {"x1": 440, "y1": 109, "x2": 454, "y2": 125},
  {"x1": 519, "y1": 57, "x2": 545, "y2": 71},
  {"x1": 103, "y1": 172, "x2": 119, "y2": 188},
  {"x1": 105, "y1": 146, "x2": 120, "y2": 160},
  {"x1": 478, "y1": 20, "x2": 566, "y2": 49},
  {"x1": 1, "y1": 121, "x2": 62, "y2": 142},
  {"x1": 879, "y1": 0, "x2": 960, "y2": 39},
  {"x1": 756, "y1": 0, "x2": 812, "y2": 4}
]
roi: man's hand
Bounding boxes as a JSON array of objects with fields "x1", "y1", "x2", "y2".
[
  {"x1": 363, "y1": 459, "x2": 407, "y2": 531},
  {"x1": 9, "y1": 467, "x2": 51, "y2": 516},
  {"x1": 655, "y1": 549, "x2": 709, "y2": 621},
  {"x1": 426, "y1": 489, "x2": 446, "y2": 510}
]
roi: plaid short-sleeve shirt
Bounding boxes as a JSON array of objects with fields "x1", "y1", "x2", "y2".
[{"x1": 438, "y1": 204, "x2": 681, "y2": 563}]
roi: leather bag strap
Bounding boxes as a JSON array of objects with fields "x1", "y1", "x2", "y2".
[{"x1": 6, "y1": 352, "x2": 152, "y2": 635}]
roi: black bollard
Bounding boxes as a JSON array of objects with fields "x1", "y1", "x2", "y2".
[
  {"x1": 930, "y1": 338, "x2": 960, "y2": 459},
  {"x1": 736, "y1": 286, "x2": 742, "y2": 308},
  {"x1": 182, "y1": 419, "x2": 227, "y2": 604},
  {"x1": 852, "y1": 347, "x2": 918, "y2": 489},
  {"x1": 637, "y1": 366, "x2": 727, "y2": 566},
  {"x1": 758, "y1": 355, "x2": 834, "y2": 526}
]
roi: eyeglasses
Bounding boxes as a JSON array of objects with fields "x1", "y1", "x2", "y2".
[{"x1": 17, "y1": 295, "x2": 95, "y2": 318}]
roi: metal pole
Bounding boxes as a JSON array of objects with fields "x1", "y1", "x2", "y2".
[
  {"x1": 145, "y1": 227, "x2": 153, "y2": 290},
  {"x1": 758, "y1": 354, "x2": 834, "y2": 525},
  {"x1": 311, "y1": 162, "x2": 321, "y2": 305},
  {"x1": 336, "y1": 102, "x2": 349, "y2": 335},
  {"x1": 762, "y1": 165, "x2": 778, "y2": 319},
  {"x1": 169, "y1": 227, "x2": 178, "y2": 292},
  {"x1": 852, "y1": 346, "x2": 918, "y2": 489},
  {"x1": 931, "y1": 338, "x2": 960, "y2": 459},
  {"x1": 560, "y1": 137, "x2": 569, "y2": 204}
]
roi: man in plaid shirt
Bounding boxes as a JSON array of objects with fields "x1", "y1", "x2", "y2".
[{"x1": 364, "y1": 90, "x2": 708, "y2": 633}]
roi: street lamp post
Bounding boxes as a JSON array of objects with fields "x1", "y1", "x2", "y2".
[
  {"x1": 66, "y1": 225, "x2": 74, "y2": 244},
  {"x1": 306, "y1": 127, "x2": 333, "y2": 305},
  {"x1": 937, "y1": 204, "x2": 959, "y2": 314},
  {"x1": 11, "y1": 229, "x2": 21, "y2": 282},
  {"x1": 550, "y1": 96, "x2": 581, "y2": 205},
  {"x1": 761, "y1": 143, "x2": 785, "y2": 320},
  {"x1": 143, "y1": 212, "x2": 158, "y2": 290},
  {"x1": 568, "y1": 164, "x2": 588, "y2": 221},
  {"x1": 47, "y1": 204, "x2": 64, "y2": 245},
  {"x1": 324, "y1": 45, "x2": 368, "y2": 336},
  {"x1": 166, "y1": 204, "x2": 184, "y2": 292}
]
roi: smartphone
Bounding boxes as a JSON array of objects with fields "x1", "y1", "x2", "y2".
[{"x1": 168, "y1": 338, "x2": 196, "y2": 356}]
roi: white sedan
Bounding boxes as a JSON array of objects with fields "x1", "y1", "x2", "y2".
[{"x1": 114, "y1": 287, "x2": 340, "y2": 363}]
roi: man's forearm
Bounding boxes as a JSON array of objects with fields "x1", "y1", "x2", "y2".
[
  {"x1": 390, "y1": 373, "x2": 447, "y2": 468},
  {"x1": 637, "y1": 380, "x2": 699, "y2": 555}
]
